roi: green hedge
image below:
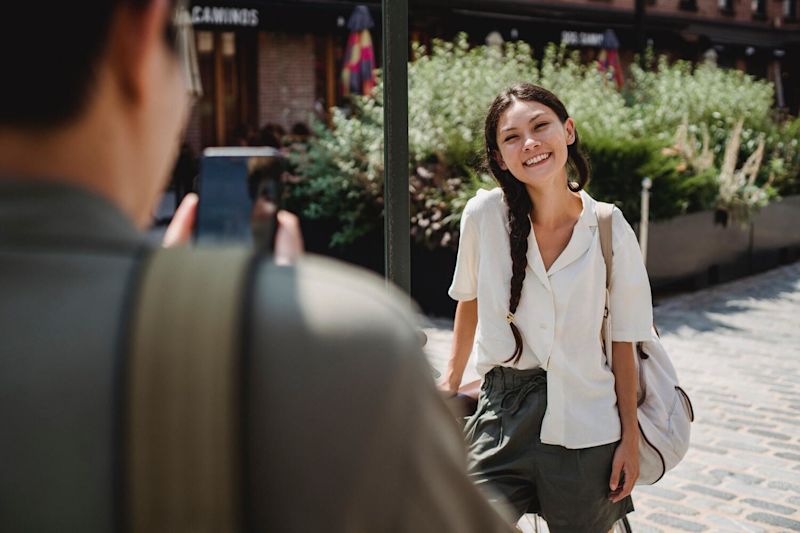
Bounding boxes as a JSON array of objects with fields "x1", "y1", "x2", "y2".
[
  {"x1": 288, "y1": 36, "x2": 800, "y2": 249},
  {"x1": 585, "y1": 138, "x2": 718, "y2": 222}
]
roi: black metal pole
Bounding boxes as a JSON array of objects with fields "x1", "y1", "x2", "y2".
[
  {"x1": 382, "y1": 0, "x2": 411, "y2": 294},
  {"x1": 634, "y1": 0, "x2": 647, "y2": 66}
]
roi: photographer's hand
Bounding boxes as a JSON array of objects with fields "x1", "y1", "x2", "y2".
[
  {"x1": 162, "y1": 193, "x2": 303, "y2": 263},
  {"x1": 162, "y1": 193, "x2": 198, "y2": 247},
  {"x1": 274, "y1": 210, "x2": 304, "y2": 265}
]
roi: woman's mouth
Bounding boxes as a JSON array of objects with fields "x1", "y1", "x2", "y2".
[{"x1": 523, "y1": 153, "x2": 551, "y2": 167}]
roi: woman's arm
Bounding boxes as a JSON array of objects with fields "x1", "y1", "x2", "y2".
[
  {"x1": 438, "y1": 299, "x2": 478, "y2": 395},
  {"x1": 609, "y1": 340, "x2": 640, "y2": 503}
]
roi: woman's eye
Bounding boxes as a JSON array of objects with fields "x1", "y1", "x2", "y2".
[
  {"x1": 504, "y1": 135, "x2": 517, "y2": 142},
  {"x1": 534, "y1": 122, "x2": 549, "y2": 131}
]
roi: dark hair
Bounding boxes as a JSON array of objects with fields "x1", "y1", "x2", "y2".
[
  {"x1": 483, "y1": 83, "x2": 591, "y2": 365},
  {"x1": 290, "y1": 122, "x2": 311, "y2": 137},
  {"x1": 0, "y1": 1, "x2": 176, "y2": 129},
  {"x1": 247, "y1": 156, "x2": 285, "y2": 201},
  {"x1": 230, "y1": 124, "x2": 253, "y2": 147},
  {"x1": 258, "y1": 128, "x2": 281, "y2": 148}
]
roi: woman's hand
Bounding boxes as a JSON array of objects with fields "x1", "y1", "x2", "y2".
[
  {"x1": 609, "y1": 436, "x2": 639, "y2": 503},
  {"x1": 436, "y1": 372, "x2": 460, "y2": 397},
  {"x1": 439, "y1": 299, "x2": 478, "y2": 398}
]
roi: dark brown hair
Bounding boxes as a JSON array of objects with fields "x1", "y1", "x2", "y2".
[
  {"x1": 0, "y1": 0, "x2": 178, "y2": 129},
  {"x1": 484, "y1": 83, "x2": 591, "y2": 365}
]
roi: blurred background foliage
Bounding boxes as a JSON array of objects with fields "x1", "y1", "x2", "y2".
[{"x1": 287, "y1": 34, "x2": 800, "y2": 249}]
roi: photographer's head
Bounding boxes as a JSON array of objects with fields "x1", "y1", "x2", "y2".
[{"x1": 0, "y1": 0, "x2": 193, "y2": 227}]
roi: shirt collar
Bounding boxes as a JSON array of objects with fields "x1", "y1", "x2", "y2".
[{"x1": 527, "y1": 189, "x2": 599, "y2": 282}]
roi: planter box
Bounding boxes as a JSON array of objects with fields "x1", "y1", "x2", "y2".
[
  {"x1": 644, "y1": 195, "x2": 800, "y2": 289},
  {"x1": 303, "y1": 195, "x2": 800, "y2": 315},
  {"x1": 302, "y1": 219, "x2": 458, "y2": 316}
]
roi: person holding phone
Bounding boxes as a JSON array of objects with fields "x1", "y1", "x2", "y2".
[{"x1": 0, "y1": 1, "x2": 514, "y2": 531}]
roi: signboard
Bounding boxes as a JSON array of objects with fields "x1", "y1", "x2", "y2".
[
  {"x1": 560, "y1": 31, "x2": 604, "y2": 47},
  {"x1": 191, "y1": 6, "x2": 260, "y2": 27}
]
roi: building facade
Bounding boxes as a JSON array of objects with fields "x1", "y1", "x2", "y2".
[{"x1": 183, "y1": 0, "x2": 800, "y2": 152}]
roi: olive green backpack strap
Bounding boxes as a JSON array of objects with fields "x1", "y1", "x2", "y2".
[
  {"x1": 126, "y1": 246, "x2": 252, "y2": 532},
  {"x1": 596, "y1": 202, "x2": 615, "y2": 366}
]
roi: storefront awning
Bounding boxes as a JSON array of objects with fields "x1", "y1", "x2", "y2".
[{"x1": 681, "y1": 22, "x2": 800, "y2": 49}]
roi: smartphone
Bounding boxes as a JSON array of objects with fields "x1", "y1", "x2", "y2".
[{"x1": 194, "y1": 147, "x2": 285, "y2": 250}]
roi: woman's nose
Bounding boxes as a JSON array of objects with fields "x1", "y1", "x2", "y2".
[{"x1": 523, "y1": 137, "x2": 541, "y2": 151}]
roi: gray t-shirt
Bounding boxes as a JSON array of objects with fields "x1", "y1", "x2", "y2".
[{"x1": 0, "y1": 180, "x2": 513, "y2": 532}]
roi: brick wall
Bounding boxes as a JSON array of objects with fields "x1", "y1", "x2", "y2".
[
  {"x1": 257, "y1": 31, "x2": 317, "y2": 132},
  {"x1": 645, "y1": 0, "x2": 792, "y2": 23},
  {"x1": 555, "y1": 0, "x2": 797, "y2": 25}
]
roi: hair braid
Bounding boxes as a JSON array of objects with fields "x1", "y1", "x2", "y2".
[{"x1": 504, "y1": 180, "x2": 531, "y2": 365}]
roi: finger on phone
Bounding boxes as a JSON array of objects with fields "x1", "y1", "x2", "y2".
[
  {"x1": 274, "y1": 210, "x2": 304, "y2": 265},
  {"x1": 163, "y1": 192, "x2": 198, "y2": 248}
]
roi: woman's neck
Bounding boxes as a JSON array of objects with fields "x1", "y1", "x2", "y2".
[{"x1": 526, "y1": 180, "x2": 582, "y2": 229}]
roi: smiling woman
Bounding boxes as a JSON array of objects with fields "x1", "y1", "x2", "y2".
[{"x1": 441, "y1": 83, "x2": 650, "y2": 532}]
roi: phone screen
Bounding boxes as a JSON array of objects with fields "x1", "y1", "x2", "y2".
[{"x1": 194, "y1": 147, "x2": 284, "y2": 249}]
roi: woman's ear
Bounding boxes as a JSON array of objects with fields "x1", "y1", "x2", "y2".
[{"x1": 565, "y1": 117, "x2": 576, "y2": 146}]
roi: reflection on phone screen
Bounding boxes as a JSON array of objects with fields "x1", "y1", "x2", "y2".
[{"x1": 195, "y1": 151, "x2": 283, "y2": 250}]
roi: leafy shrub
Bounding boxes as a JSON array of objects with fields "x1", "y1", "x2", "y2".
[
  {"x1": 289, "y1": 36, "x2": 799, "y2": 249},
  {"x1": 583, "y1": 138, "x2": 712, "y2": 221}
]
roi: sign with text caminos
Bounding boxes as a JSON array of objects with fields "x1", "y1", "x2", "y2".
[{"x1": 191, "y1": 6, "x2": 260, "y2": 27}]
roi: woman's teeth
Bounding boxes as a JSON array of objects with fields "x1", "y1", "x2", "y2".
[{"x1": 524, "y1": 153, "x2": 550, "y2": 166}]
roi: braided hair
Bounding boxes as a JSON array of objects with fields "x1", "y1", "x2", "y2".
[{"x1": 483, "y1": 83, "x2": 591, "y2": 365}]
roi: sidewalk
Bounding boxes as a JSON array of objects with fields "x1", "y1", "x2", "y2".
[{"x1": 422, "y1": 261, "x2": 800, "y2": 532}]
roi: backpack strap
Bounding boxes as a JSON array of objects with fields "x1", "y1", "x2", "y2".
[
  {"x1": 126, "y1": 246, "x2": 252, "y2": 532},
  {"x1": 596, "y1": 202, "x2": 614, "y2": 289},
  {"x1": 596, "y1": 202, "x2": 615, "y2": 367}
]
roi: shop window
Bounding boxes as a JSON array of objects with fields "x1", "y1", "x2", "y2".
[
  {"x1": 193, "y1": 30, "x2": 257, "y2": 148},
  {"x1": 785, "y1": 0, "x2": 798, "y2": 20},
  {"x1": 197, "y1": 31, "x2": 213, "y2": 54},
  {"x1": 679, "y1": 0, "x2": 698, "y2": 10},
  {"x1": 222, "y1": 32, "x2": 236, "y2": 57},
  {"x1": 196, "y1": 31, "x2": 216, "y2": 147},
  {"x1": 751, "y1": 0, "x2": 767, "y2": 19},
  {"x1": 718, "y1": 0, "x2": 735, "y2": 14}
]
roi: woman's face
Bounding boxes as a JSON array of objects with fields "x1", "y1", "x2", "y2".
[{"x1": 494, "y1": 99, "x2": 575, "y2": 191}]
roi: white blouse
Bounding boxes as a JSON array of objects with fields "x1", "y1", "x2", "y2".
[{"x1": 448, "y1": 188, "x2": 653, "y2": 449}]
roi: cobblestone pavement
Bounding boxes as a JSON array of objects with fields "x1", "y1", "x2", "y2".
[{"x1": 422, "y1": 261, "x2": 800, "y2": 532}]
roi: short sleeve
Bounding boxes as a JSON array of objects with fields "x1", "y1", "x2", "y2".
[
  {"x1": 609, "y1": 208, "x2": 653, "y2": 342},
  {"x1": 448, "y1": 204, "x2": 480, "y2": 301}
]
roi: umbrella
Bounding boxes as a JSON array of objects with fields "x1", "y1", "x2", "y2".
[
  {"x1": 341, "y1": 5, "x2": 377, "y2": 97},
  {"x1": 597, "y1": 29, "x2": 624, "y2": 88}
]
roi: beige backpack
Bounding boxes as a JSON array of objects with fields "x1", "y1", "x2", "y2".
[{"x1": 597, "y1": 202, "x2": 694, "y2": 485}]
